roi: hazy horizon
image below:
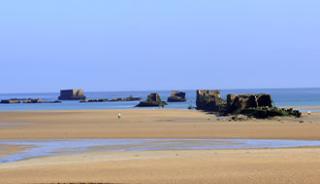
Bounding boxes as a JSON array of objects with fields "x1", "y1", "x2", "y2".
[{"x1": 1, "y1": 0, "x2": 319, "y2": 93}]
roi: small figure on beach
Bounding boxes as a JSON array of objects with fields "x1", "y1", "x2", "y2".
[
  {"x1": 308, "y1": 111, "x2": 312, "y2": 115},
  {"x1": 118, "y1": 113, "x2": 122, "y2": 119}
]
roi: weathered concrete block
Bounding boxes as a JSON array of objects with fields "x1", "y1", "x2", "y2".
[
  {"x1": 167, "y1": 91, "x2": 186, "y2": 102},
  {"x1": 227, "y1": 94, "x2": 272, "y2": 113},
  {"x1": 136, "y1": 93, "x2": 167, "y2": 107},
  {"x1": 196, "y1": 90, "x2": 225, "y2": 111},
  {"x1": 58, "y1": 89, "x2": 86, "y2": 100}
]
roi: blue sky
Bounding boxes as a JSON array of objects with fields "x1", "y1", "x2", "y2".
[{"x1": 0, "y1": 0, "x2": 319, "y2": 93}]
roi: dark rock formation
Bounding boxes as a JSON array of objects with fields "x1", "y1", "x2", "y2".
[
  {"x1": 0, "y1": 98, "x2": 61, "y2": 104},
  {"x1": 80, "y1": 99, "x2": 108, "y2": 103},
  {"x1": 109, "y1": 96, "x2": 142, "y2": 102},
  {"x1": 225, "y1": 93, "x2": 300, "y2": 118},
  {"x1": 109, "y1": 98, "x2": 123, "y2": 102},
  {"x1": 241, "y1": 107, "x2": 301, "y2": 119},
  {"x1": 226, "y1": 94, "x2": 272, "y2": 114},
  {"x1": 58, "y1": 89, "x2": 86, "y2": 100},
  {"x1": 136, "y1": 93, "x2": 167, "y2": 107},
  {"x1": 124, "y1": 96, "x2": 142, "y2": 101},
  {"x1": 231, "y1": 114, "x2": 249, "y2": 121},
  {"x1": 196, "y1": 90, "x2": 226, "y2": 111},
  {"x1": 256, "y1": 94, "x2": 272, "y2": 107},
  {"x1": 167, "y1": 91, "x2": 186, "y2": 102},
  {"x1": 46, "y1": 100, "x2": 62, "y2": 103},
  {"x1": 227, "y1": 94, "x2": 256, "y2": 113},
  {"x1": 22, "y1": 98, "x2": 44, "y2": 103},
  {"x1": 80, "y1": 96, "x2": 142, "y2": 103},
  {"x1": 0, "y1": 99, "x2": 20, "y2": 104},
  {"x1": 195, "y1": 90, "x2": 300, "y2": 119}
]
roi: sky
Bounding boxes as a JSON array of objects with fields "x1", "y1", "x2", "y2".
[{"x1": 0, "y1": 0, "x2": 319, "y2": 93}]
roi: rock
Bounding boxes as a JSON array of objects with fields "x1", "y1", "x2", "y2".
[
  {"x1": 22, "y1": 98, "x2": 44, "y2": 103},
  {"x1": 136, "y1": 93, "x2": 167, "y2": 107},
  {"x1": 48, "y1": 100, "x2": 62, "y2": 103},
  {"x1": 80, "y1": 96, "x2": 141, "y2": 103},
  {"x1": 58, "y1": 89, "x2": 86, "y2": 100},
  {"x1": 124, "y1": 96, "x2": 142, "y2": 101},
  {"x1": 226, "y1": 94, "x2": 299, "y2": 119},
  {"x1": 1, "y1": 98, "x2": 61, "y2": 104},
  {"x1": 227, "y1": 94, "x2": 256, "y2": 113},
  {"x1": 256, "y1": 94, "x2": 272, "y2": 107},
  {"x1": 195, "y1": 91, "x2": 300, "y2": 119},
  {"x1": 196, "y1": 90, "x2": 226, "y2": 111},
  {"x1": 227, "y1": 94, "x2": 272, "y2": 114},
  {"x1": 109, "y1": 96, "x2": 141, "y2": 102},
  {"x1": 167, "y1": 91, "x2": 186, "y2": 102},
  {"x1": 0, "y1": 99, "x2": 20, "y2": 104},
  {"x1": 226, "y1": 94, "x2": 301, "y2": 119},
  {"x1": 21, "y1": 98, "x2": 61, "y2": 104},
  {"x1": 108, "y1": 98, "x2": 123, "y2": 102},
  {"x1": 241, "y1": 107, "x2": 301, "y2": 119},
  {"x1": 80, "y1": 98, "x2": 108, "y2": 103},
  {"x1": 231, "y1": 114, "x2": 249, "y2": 121}
]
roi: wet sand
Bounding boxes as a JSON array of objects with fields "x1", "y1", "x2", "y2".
[
  {"x1": 0, "y1": 145, "x2": 26, "y2": 157},
  {"x1": 0, "y1": 109, "x2": 320, "y2": 184},
  {"x1": 2, "y1": 138, "x2": 320, "y2": 163}
]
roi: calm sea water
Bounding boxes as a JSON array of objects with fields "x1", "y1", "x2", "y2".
[{"x1": 0, "y1": 88, "x2": 319, "y2": 111}]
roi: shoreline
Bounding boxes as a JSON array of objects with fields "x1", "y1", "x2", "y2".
[
  {"x1": 0, "y1": 145, "x2": 28, "y2": 157},
  {"x1": 2, "y1": 138, "x2": 320, "y2": 164}
]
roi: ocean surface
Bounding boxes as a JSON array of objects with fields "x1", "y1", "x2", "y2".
[{"x1": 0, "y1": 88, "x2": 319, "y2": 111}]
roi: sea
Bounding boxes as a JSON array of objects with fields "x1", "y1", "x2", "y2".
[{"x1": 0, "y1": 88, "x2": 320, "y2": 112}]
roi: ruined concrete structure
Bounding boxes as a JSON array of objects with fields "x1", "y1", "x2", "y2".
[
  {"x1": 196, "y1": 90, "x2": 226, "y2": 111},
  {"x1": 196, "y1": 89, "x2": 300, "y2": 118},
  {"x1": 226, "y1": 94, "x2": 272, "y2": 113},
  {"x1": 167, "y1": 91, "x2": 186, "y2": 102},
  {"x1": 58, "y1": 89, "x2": 86, "y2": 100},
  {"x1": 136, "y1": 93, "x2": 167, "y2": 107}
]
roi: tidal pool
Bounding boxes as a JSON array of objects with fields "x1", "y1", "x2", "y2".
[{"x1": 1, "y1": 139, "x2": 320, "y2": 163}]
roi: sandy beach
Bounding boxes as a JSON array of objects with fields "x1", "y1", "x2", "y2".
[
  {"x1": 1, "y1": 148, "x2": 320, "y2": 184},
  {"x1": 0, "y1": 109, "x2": 320, "y2": 184},
  {"x1": 2, "y1": 0, "x2": 319, "y2": 182},
  {"x1": 0, "y1": 109, "x2": 319, "y2": 139}
]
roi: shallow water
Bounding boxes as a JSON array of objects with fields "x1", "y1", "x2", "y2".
[{"x1": 1, "y1": 139, "x2": 320, "y2": 163}]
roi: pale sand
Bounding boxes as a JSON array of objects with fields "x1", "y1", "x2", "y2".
[
  {"x1": 0, "y1": 109, "x2": 319, "y2": 139},
  {"x1": 1, "y1": 148, "x2": 320, "y2": 184},
  {"x1": 1, "y1": 109, "x2": 320, "y2": 184}
]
